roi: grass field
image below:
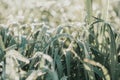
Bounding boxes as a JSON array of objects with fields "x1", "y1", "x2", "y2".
[{"x1": 0, "y1": 0, "x2": 120, "y2": 80}]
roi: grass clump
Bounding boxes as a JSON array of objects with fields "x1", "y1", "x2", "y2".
[{"x1": 0, "y1": 0, "x2": 120, "y2": 80}]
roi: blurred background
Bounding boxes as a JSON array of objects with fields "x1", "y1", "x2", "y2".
[{"x1": 0, "y1": 0, "x2": 120, "y2": 29}]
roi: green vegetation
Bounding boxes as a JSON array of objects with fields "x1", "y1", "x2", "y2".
[{"x1": 0, "y1": 0, "x2": 120, "y2": 80}]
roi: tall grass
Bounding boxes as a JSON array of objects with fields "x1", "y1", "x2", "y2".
[{"x1": 0, "y1": 0, "x2": 120, "y2": 80}]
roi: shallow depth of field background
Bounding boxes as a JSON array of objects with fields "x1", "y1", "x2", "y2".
[{"x1": 0, "y1": 0, "x2": 120, "y2": 80}]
